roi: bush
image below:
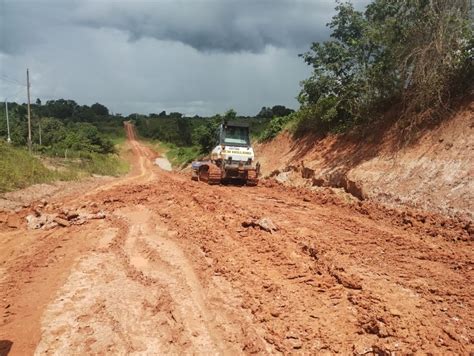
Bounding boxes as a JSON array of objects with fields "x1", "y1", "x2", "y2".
[
  {"x1": 298, "y1": 0, "x2": 473, "y2": 134},
  {"x1": 259, "y1": 114, "x2": 295, "y2": 141}
]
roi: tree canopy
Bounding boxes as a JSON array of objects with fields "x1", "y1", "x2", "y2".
[{"x1": 298, "y1": 0, "x2": 473, "y2": 133}]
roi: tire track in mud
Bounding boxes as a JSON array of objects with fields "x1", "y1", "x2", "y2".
[
  {"x1": 116, "y1": 205, "x2": 231, "y2": 354},
  {"x1": 34, "y1": 205, "x2": 252, "y2": 355}
]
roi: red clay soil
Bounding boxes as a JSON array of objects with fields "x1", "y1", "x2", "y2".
[
  {"x1": 0, "y1": 123, "x2": 472, "y2": 355},
  {"x1": 255, "y1": 98, "x2": 474, "y2": 220}
]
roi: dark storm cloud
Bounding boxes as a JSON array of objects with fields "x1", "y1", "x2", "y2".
[
  {"x1": 0, "y1": 0, "x2": 371, "y2": 116},
  {"x1": 75, "y1": 0, "x2": 336, "y2": 53},
  {"x1": 0, "y1": 0, "x2": 79, "y2": 55}
]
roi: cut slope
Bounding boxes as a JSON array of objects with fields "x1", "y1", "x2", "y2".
[{"x1": 255, "y1": 99, "x2": 474, "y2": 219}]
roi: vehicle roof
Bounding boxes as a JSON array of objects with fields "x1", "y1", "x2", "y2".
[{"x1": 223, "y1": 121, "x2": 249, "y2": 128}]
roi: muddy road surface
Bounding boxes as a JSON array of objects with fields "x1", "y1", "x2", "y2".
[{"x1": 0, "y1": 123, "x2": 472, "y2": 355}]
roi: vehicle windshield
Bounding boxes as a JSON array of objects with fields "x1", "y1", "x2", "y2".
[{"x1": 223, "y1": 126, "x2": 250, "y2": 146}]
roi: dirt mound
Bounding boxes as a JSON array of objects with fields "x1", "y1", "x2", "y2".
[{"x1": 255, "y1": 98, "x2": 474, "y2": 220}]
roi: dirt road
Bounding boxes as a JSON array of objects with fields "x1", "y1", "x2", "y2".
[{"x1": 0, "y1": 123, "x2": 472, "y2": 355}]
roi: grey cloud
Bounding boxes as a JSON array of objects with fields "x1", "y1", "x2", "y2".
[
  {"x1": 0, "y1": 0, "x2": 79, "y2": 55},
  {"x1": 0, "y1": 0, "x2": 370, "y2": 116},
  {"x1": 75, "y1": 0, "x2": 337, "y2": 53}
]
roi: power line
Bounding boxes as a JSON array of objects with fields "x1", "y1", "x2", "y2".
[
  {"x1": 0, "y1": 77, "x2": 24, "y2": 86},
  {"x1": 0, "y1": 74, "x2": 26, "y2": 87},
  {"x1": 0, "y1": 73, "x2": 24, "y2": 85},
  {"x1": 4, "y1": 87, "x2": 25, "y2": 102}
]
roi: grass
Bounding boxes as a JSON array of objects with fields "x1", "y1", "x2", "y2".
[
  {"x1": 0, "y1": 142, "x2": 71, "y2": 193},
  {"x1": 59, "y1": 138, "x2": 130, "y2": 177},
  {"x1": 106, "y1": 133, "x2": 127, "y2": 146},
  {"x1": 0, "y1": 141, "x2": 129, "y2": 193},
  {"x1": 65, "y1": 152, "x2": 129, "y2": 177}
]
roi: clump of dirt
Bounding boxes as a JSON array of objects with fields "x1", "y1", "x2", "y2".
[
  {"x1": 242, "y1": 217, "x2": 279, "y2": 233},
  {"x1": 255, "y1": 97, "x2": 474, "y2": 220}
]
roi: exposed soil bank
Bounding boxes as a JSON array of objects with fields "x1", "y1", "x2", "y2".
[{"x1": 255, "y1": 99, "x2": 473, "y2": 220}]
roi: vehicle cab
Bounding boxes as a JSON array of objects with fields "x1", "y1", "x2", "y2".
[{"x1": 211, "y1": 122, "x2": 255, "y2": 165}]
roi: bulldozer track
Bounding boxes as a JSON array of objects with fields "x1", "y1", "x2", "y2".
[
  {"x1": 198, "y1": 164, "x2": 222, "y2": 185},
  {"x1": 207, "y1": 164, "x2": 222, "y2": 185},
  {"x1": 246, "y1": 169, "x2": 258, "y2": 186}
]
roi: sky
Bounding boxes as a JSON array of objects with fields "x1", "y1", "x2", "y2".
[{"x1": 0, "y1": 0, "x2": 369, "y2": 116}]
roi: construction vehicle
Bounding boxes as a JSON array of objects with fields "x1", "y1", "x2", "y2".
[{"x1": 192, "y1": 121, "x2": 260, "y2": 185}]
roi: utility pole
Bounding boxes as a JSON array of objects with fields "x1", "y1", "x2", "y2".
[
  {"x1": 26, "y1": 69, "x2": 32, "y2": 151},
  {"x1": 4, "y1": 101, "x2": 11, "y2": 143},
  {"x1": 470, "y1": 0, "x2": 474, "y2": 21},
  {"x1": 26, "y1": 68, "x2": 32, "y2": 152},
  {"x1": 38, "y1": 120, "x2": 42, "y2": 145}
]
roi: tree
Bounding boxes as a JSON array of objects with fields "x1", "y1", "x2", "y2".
[
  {"x1": 257, "y1": 106, "x2": 293, "y2": 118},
  {"x1": 223, "y1": 109, "x2": 237, "y2": 122},
  {"x1": 256, "y1": 107, "x2": 273, "y2": 119},
  {"x1": 193, "y1": 115, "x2": 221, "y2": 153},
  {"x1": 63, "y1": 122, "x2": 114, "y2": 153},
  {"x1": 177, "y1": 117, "x2": 192, "y2": 146},
  {"x1": 271, "y1": 105, "x2": 294, "y2": 117},
  {"x1": 44, "y1": 99, "x2": 78, "y2": 119},
  {"x1": 90, "y1": 102, "x2": 109, "y2": 116},
  {"x1": 298, "y1": 0, "x2": 473, "y2": 132},
  {"x1": 36, "y1": 118, "x2": 66, "y2": 146},
  {"x1": 169, "y1": 112, "x2": 183, "y2": 119}
]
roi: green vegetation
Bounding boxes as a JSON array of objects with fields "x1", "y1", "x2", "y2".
[
  {"x1": 0, "y1": 100, "x2": 122, "y2": 153},
  {"x1": 0, "y1": 141, "x2": 128, "y2": 193},
  {"x1": 0, "y1": 99, "x2": 128, "y2": 192},
  {"x1": 165, "y1": 145, "x2": 202, "y2": 167},
  {"x1": 65, "y1": 153, "x2": 129, "y2": 177},
  {"x1": 134, "y1": 107, "x2": 292, "y2": 162},
  {"x1": 259, "y1": 112, "x2": 299, "y2": 141},
  {"x1": 0, "y1": 142, "x2": 68, "y2": 192},
  {"x1": 295, "y1": 0, "x2": 473, "y2": 134}
]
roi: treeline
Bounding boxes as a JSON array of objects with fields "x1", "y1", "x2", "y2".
[
  {"x1": 266, "y1": 0, "x2": 473, "y2": 138},
  {"x1": 133, "y1": 105, "x2": 294, "y2": 154},
  {"x1": 0, "y1": 99, "x2": 129, "y2": 189},
  {"x1": 0, "y1": 97, "x2": 295, "y2": 163},
  {"x1": 0, "y1": 99, "x2": 123, "y2": 156}
]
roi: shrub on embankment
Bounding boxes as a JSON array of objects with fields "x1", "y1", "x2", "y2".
[
  {"x1": 0, "y1": 141, "x2": 129, "y2": 193},
  {"x1": 0, "y1": 142, "x2": 65, "y2": 192},
  {"x1": 261, "y1": 0, "x2": 473, "y2": 140}
]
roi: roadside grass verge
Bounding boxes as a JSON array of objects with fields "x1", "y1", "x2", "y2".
[
  {"x1": 0, "y1": 142, "x2": 70, "y2": 193},
  {"x1": 64, "y1": 152, "x2": 129, "y2": 177},
  {"x1": 0, "y1": 142, "x2": 129, "y2": 193}
]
